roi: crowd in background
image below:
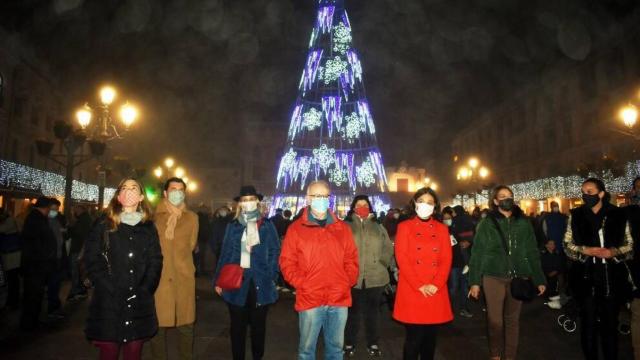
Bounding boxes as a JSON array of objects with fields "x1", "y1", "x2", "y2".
[{"x1": 2, "y1": 175, "x2": 640, "y2": 360}]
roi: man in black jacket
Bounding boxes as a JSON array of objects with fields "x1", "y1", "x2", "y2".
[{"x1": 20, "y1": 197, "x2": 57, "y2": 331}]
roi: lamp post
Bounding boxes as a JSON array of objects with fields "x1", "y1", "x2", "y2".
[
  {"x1": 152, "y1": 157, "x2": 198, "y2": 196},
  {"x1": 456, "y1": 157, "x2": 490, "y2": 207},
  {"x1": 77, "y1": 85, "x2": 139, "y2": 207}
]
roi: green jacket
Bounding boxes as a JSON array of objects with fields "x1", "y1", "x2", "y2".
[
  {"x1": 468, "y1": 212, "x2": 546, "y2": 287},
  {"x1": 347, "y1": 214, "x2": 394, "y2": 289}
]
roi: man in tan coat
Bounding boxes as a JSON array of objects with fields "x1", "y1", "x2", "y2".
[{"x1": 151, "y1": 177, "x2": 199, "y2": 360}]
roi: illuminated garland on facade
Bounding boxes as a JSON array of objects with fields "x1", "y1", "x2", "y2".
[
  {"x1": 0, "y1": 159, "x2": 116, "y2": 206},
  {"x1": 453, "y1": 160, "x2": 640, "y2": 209}
]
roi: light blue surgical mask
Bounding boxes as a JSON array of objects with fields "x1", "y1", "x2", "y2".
[
  {"x1": 310, "y1": 197, "x2": 330, "y2": 214},
  {"x1": 48, "y1": 210, "x2": 58, "y2": 219},
  {"x1": 168, "y1": 190, "x2": 185, "y2": 206},
  {"x1": 121, "y1": 211, "x2": 143, "y2": 226}
]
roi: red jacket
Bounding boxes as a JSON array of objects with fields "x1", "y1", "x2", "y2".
[
  {"x1": 279, "y1": 208, "x2": 359, "y2": 312},
  {"x1": 393, "y1": 217, "x2": 453, "y2": 324}
]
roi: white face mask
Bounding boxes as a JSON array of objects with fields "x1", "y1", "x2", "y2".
[
  {"x1": 240, "y1": 201, "x2": 258, "y2": 213},
  {"x1": 443, "y1": 219, "x2": 452, "y2": 226},
  {"x1": 415, "y1": 203, "x2": 435, "y2": 219}
]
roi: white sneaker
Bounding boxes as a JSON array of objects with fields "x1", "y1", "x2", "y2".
[{"x1": 547, "y1": 297, "x2": 562, "y2": 309}]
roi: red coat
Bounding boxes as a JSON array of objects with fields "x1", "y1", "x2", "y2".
[
  {"x1": 279, "y1": 208, "x2": 359, "y2": 312},
  {"x1": 393, "y1": 217, "x2": 453, "y2": 324}
]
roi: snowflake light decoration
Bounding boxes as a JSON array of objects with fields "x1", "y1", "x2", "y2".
[
  {"x1": 302, "y1": 108, "x2": 323, "y2": 131},
  {"x1": 343, "y1": 112, "x2": 365, "y2": 141},
  {"x1": 356, "y1": 158, "x2": 376, "y2": 187},
  {"x1": 329, "y1": 167, "x2": 348, "y2": 186},
  {"x1": 313, "y1": 144, "x2": 336, "y2": 174},
  {"x1": 333, "y1": 22, "x2": 352, "y2": 54},
  {"x1": 320, "y1": 56, "x2": 348, "y2": 84}
]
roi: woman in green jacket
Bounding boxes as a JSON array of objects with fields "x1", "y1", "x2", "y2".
[
  {"x1": 343, "y1": 195, "x2": 393, "y2": 357},
  {"x1": 468, "y1": 185, "x2": 546, "y2": 360}
]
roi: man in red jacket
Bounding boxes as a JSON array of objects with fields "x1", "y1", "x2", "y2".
[{"x1": 279, "y1": 180, "x2": 359, "y2": 360}]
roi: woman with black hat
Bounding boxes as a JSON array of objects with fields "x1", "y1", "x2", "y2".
[{"x1": 213, "y1": 186, "x2": 281, "y2": 360}]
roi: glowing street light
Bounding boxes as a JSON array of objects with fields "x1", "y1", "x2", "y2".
[
  {"x1": 479, "y1": 166, "x2": 490, "y2": 179},
  {"x1": 164, "y1": 158, "x2": 175, "y2": 169},
  {"x1": 468, "y1": 157, "x2": 479, "y2": 169},
  {"x1": 99, "y1": 86, "x2": 117, "y2": 105},
  {"x1": 76, "y1": 104, "x2": 92, "y2": 129},
  {"x1": 153, "y1": 167, "x2": 163, "y2": 178},
  {"x1": 175, "y1": 167, "x2": 186, "y2": 178},
  {"x1": 431, "y1": 182, "x2": 438, "y2": 191},
  {"x1": 119, "y1": 102, "x2": 138, "y2": 128},
  {"x1": 187, "y1": 181, "x2": 198, "y2": 192},
  {"x1": 620, "y1": 104, "x2": 638, "y2": 129},
  {"x1": 183, "y1": 176, "x2": 189, "y2": 183}
]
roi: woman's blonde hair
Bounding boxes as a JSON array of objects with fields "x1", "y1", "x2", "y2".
[
  {"x1": 105, "y1": 177, "x2": 152, "y2": 231},
  {"x1": 232, "y1": 195, "x2": 264, "y2": 220}
]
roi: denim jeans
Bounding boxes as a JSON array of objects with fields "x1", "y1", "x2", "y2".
[
  {"x1": 448, "y1": 267, "x2": 470, "y2": 312},
  {"x1": 298, "y1": 306, "x2": 348, "y2": 360}
]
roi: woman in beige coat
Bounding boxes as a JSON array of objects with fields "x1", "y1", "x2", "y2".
[{"x1": 150, "y1": 177, "x2": 199, "y2": 360}]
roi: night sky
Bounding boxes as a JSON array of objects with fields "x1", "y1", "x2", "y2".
[{"x1": 2, "y1": 0, "x2": 638, "y2": 190}]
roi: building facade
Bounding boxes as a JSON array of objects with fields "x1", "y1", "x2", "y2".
[{"x1": 451, "y1": 20, "x2": 640, "y2": 206}]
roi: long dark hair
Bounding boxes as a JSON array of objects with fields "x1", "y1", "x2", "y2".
[
  {"x1": 489, "y1": 185, "x2": 513, "y2": 212},
  {"x1": 345, "y1": 194, "x2": 376, "y2": 222},
  {"x1": 408, "y1": 187, "x2": 441, "y2": 219},
  {"x1": 582, "y1": 177, "x2": 611, "y2": 204}
]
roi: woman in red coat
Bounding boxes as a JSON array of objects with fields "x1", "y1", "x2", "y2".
[{"x1": 393, "y1": 187, "x2": 453, "y2": 360}]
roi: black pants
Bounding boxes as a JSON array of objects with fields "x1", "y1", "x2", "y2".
[
  {"x1": 6, "y1": 267, "x2": 21, "y2": 308},
  {"x1": 345, "y1": 286, "x2": 384, "y2": 347},
  {"x1": 21, "y1": 268, "x2": 48, "y2": 330},
  {"x1": 546, "y1": 273, "x2": 559, "y2": 298},
  {"x1": 403, "y1": 324, "x2": 438, "y2": 360},
  {"x1": 227, "y1": 282, "x2": 269, "y2": 360},
  {"x1": 579, "y1": 294, "x2": 620, "y2": 360}
]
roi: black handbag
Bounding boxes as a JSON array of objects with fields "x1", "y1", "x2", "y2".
[{"x1": 489, "y1": 216, "x2": 536, "y2": 302}]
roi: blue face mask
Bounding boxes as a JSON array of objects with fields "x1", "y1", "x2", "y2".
[
  {"x1": 48, "y1": 210, "x2": 58, "y2": 219},
  {"x1": 310, "y1": 197, "x2": 330, "y2": 214},
  {"x1": 168, "y1": 190, "x2": 185, "y2": 206}
]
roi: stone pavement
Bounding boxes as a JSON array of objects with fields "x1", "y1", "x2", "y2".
[{"x1": 0, "y1": 277, "x2": 634, "y2": 360}]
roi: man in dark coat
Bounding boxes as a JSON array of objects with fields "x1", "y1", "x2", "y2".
[
  {"x1": 209, "y1": 206, "x2": 231, "y2": 266},
  {"x1": 20, "y1": 197, "x2": 57, "y2": 330},
  {"x1": 67, "y1": 205, "x2": 92, "y2": 300},
  {"x1": 270, "y1": 208, "x2": 292, "y2": 239}
]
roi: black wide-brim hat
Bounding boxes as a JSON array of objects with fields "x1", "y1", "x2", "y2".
[{"x1": 234, "y1": 185, "x2": 264, "y2": 202}]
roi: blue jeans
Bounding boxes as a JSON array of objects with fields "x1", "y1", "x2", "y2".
[
  {"x1": 448, "y1": 267, "x2": 470, "y2": 312},
  {"x1": 298, "y1": 306, "x2": 348, "y2": 360}
]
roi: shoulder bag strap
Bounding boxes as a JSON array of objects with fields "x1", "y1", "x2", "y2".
[{"x1": 102, "y1": 229, "x2": 112, "y2": 276}]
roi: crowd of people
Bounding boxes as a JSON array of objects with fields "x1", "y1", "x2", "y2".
[{"x1": 2, "y1": 175, "x2": 640, "y2": 360}]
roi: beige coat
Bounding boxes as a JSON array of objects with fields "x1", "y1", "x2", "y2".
[{"x1": 154, "y1": 201, "x2": 199, "y2": 327}]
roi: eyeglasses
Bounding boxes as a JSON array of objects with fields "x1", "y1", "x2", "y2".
[{"x1": 308, "y1": 194, "x2": 330, "y2": 199}]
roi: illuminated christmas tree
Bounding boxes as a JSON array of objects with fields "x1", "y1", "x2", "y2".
[{"x1": 272, "y1": 0, "x2": 389, "y2": 213}]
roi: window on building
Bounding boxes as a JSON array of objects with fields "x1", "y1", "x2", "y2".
[
  {"x1": 31, "y1": 105, "x2": 40, "y2": 126},
  {"x1": 10, "y1": 139, "x2": 18, "y2": 162},
  {"x1": 13, "y1": 97, "x2": 27, "y2": 120},
  {"x1": 0, "y1": 72, "x2": 4, "y2": 108},
  {"x1": 29, "y1": 144, "x2": 35, "y2": 166}
]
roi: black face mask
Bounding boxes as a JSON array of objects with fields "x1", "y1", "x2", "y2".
[
  {"x1": 498, "y1": 198, "x2": 515, "y2": 211},
  {"x1": 582, "y1": 193, "x2": 600, "y2": 208}
]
